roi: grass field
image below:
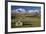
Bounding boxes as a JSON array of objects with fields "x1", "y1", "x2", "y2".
[{"x1": 11, "y1": 15, "x2": 41, "y2": 28}]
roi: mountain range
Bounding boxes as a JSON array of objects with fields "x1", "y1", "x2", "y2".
[{"x1": 11, "y1": 8, "x2": 40, "y2": 16}]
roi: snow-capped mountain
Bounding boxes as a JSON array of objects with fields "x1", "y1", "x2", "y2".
[
  {"x1": 11, "y1": 8, "x2": 26, "y2": 13},
  {"x1": 28, "y1": 10, "x2": 40, "y2": 14},
  {"x1": 28, "y1": 10, "x2": 39, "y2": 13},
  {"x1": 11, "y1": 8, "x2": 40, "y2": 16},
  {"x1": 15, "y1": 8, "x2": 26, "y2": 12}
]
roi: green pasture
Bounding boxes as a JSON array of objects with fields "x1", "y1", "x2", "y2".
[{"x1": 11, "y1": 15, "x2": 41, "y2": 28}]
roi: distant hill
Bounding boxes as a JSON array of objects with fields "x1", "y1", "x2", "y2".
[{"x1": 11, "y1": 8, "x2": 40, "y2": 16}]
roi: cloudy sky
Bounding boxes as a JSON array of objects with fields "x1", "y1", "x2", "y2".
[{"x1": 11, "y1": 6, "x2": 41, "y2": 12}]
